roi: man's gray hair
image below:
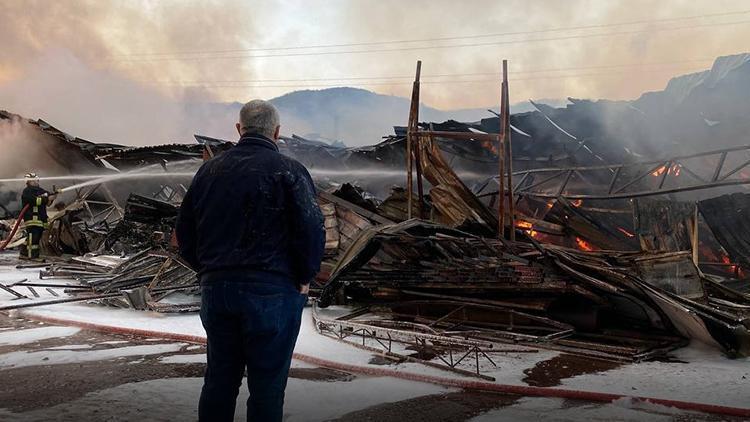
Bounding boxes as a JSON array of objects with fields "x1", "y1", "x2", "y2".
[{"x1": 239, "y1": 99, "x2": 280, "y2": 139}]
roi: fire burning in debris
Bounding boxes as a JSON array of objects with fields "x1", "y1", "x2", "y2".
[
  {"x1": 481, "y1": 140, "x2": 499, "y2": 155},
  {"x1": 516, "y1": 221, "x2": 533, "y2": 229},
  {"x1": 720, "y1": 254, "x2": 743, "y2": 277},
  {"x1": 516, "y1": 220, "x2": 540, "y2": 238},
  {"x1": 651, "y1": 164, "x2": 682, "y2": 177},
  {"x1": 575, "y1": 237, "x2": 594, "y2": 251},
  {"x1": 652, "y1": 165, "x2": 667, "y2": 177}
]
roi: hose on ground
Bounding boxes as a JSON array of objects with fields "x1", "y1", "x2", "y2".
[{"x1": 0, "y1": 204, "x2": 30, "y2": 251}]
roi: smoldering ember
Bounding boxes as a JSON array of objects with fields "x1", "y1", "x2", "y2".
[{"x1": 2, "y1": 45, "x2": 750, "y2": 422}]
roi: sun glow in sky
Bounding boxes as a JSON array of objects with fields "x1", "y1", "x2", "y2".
[
  {"x1": 0, "y1": 0, "x2": 748, "y2": 146},
  {"x1": 2, "y1": 0, "x2": 749, "y2": 108}
]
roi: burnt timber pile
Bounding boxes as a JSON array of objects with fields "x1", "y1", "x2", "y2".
[{"x1": 2, "y1": 55, "x2": 750, "y2": 378}]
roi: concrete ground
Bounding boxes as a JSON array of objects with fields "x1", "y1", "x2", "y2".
[{"x1": 0, "y1": 313, "x2": 742, "y2": 422}]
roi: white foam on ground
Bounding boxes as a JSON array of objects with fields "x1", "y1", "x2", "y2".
[
  {"x1": 470, "y1": 396, "x2": 694, "y2": 421},
  {"x1": 0, "y1": 343, "x2": 185, "y2": 369},
  {"x1": 3, "y1": 264, "x2": 749, "y2": 409},
  {"x1": 0, "y1": 326, "x2": 80, "y2": 346},
  {"x1": 160, "y1": 353, "x2": 206, "y2": 364},
  {"x1": 558, "y1": 342, "x2": 750, "y2": 408}
]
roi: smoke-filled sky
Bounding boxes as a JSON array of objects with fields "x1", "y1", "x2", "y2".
[{"x1": 0, "y1": 0, "x2": 749, "y2": 144}]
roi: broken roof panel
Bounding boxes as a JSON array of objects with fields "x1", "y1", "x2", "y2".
[{"x1": 698, "y1": 193, "x2": 750, "y2": 268}]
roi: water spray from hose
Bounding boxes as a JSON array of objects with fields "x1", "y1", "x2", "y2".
[{"x1": 58, "y1": 172, "x2": 196, "y2": 192}]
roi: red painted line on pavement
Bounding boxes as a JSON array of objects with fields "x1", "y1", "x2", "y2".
[{"x1": 17, "y1": 311, "x2": 750, "y2": 418}]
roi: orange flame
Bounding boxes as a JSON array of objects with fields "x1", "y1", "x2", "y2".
[
  {"x1": 480, "y1": 140, "x2": 499, "y2": 155},
  {"x1": 571, "y1": 199, "x2": 583, "y2": 207},
  {"x1": 516, "y1": 220, "x2": 541, "y2": 238},
  {"x1": 516, "y1": 221, "x2": 533, "y2": 229},
  {"x1": 652, "y1": 165, "x2": 667, "y2": 177},
  {"x1": 575, "y1": 237, "x2": 594, "y2": 251}
]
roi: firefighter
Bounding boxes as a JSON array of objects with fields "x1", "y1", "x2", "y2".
[{"x1": 19, "y1": 173, "x2": 58, "y2": 260}]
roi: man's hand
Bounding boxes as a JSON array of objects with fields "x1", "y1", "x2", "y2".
[{"x1": 298, "y1": 283, "x2": 310, "y2": 295}]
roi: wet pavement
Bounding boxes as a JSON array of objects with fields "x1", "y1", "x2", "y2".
[
  {"x1": 0, "y1": 312, "x2": 744, "y2": 421},
  {"x1": 522, "y1": 353, "x2": 623, "y2": 387}
]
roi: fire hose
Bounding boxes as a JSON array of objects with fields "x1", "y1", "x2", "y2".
[{"x1": 0, "y1": 204, "x2": 29, "y2": 251}]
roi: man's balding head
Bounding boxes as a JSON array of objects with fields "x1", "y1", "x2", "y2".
[{"x1": 237, "y1": 99, "x2": 281, "y2": 141}]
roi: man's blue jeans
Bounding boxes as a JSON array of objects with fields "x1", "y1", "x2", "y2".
[{"x1": 198, "y1": 280, "x2": 306, "y2": 422}]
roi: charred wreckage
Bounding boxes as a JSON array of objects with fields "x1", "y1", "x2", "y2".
[{"x1": 1, "y1": 55, "x2": 750, "y2": 379}]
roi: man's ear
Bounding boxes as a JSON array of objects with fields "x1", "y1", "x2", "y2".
[
  {"x1": 273, "y1": 125, "x2": 281, "y2": 140},
  {"x1": 236, "y1": 123, "x2": 242, "y2": 137}
]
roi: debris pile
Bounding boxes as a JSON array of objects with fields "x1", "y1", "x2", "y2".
[
  {"x1": 101, "y1": 194, "x2": 179, "y2": 254},
  {"x1": 79, "y1": 251, "x2": 199, "y2": 312}
]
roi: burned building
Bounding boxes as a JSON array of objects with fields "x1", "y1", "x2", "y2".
[{"x1": 2, "y1": 54, "x2": 750, "y2": 379}]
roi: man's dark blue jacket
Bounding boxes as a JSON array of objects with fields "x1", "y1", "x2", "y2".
[{"x1": 176, "y1": 133, "x2": 325, "y2": 287}]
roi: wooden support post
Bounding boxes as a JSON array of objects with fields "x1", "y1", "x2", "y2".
[
  {"x1": 406, "y1": 61, "x2": 422, "y2": 219},
  {"x1": 498, "y1": 69, "x2": 507, "y2": 240},
  {"x1": 503, "y1": 60, "x2": 515, "y2": 242},
  {"x1": 415, "y1": 128, "x2": 427, "y2": 219},
  {"x1": 691, "y1": 204, "x2": 699, "y2": 267}
]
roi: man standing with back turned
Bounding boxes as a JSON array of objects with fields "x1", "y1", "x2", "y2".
[{"x1": 176, "y1": 99, "x2": 325, "y2": 421}]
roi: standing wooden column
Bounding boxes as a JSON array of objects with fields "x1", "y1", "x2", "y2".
[
  {"x1": 503, "y1": 60, "x2": 516, "y2": 241},
  {"x1": 691, "y1": 204, "x2": 699, "y2": 267},
  {"x1": 498, "y1": 68, "x2": 507, "y2": 239},
  {"x1": 406, "y1": 60, "x2": 422, "y2": 219},
  {"x1": 414, "y1": 125, "x2": 428, "y2": 219}
]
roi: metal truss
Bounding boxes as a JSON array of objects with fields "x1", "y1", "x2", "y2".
[
  {"x1": 312, "y1": 303, "x2": 500, "y2": 380},
  {"x1": 475, "y1": 145, "x2": 750, "y2": 200}
]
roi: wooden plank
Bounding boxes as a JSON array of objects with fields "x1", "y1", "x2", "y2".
[
  {"x1": 504, "y1": 59, "x2": 515, "y2": 242},
  {"x1": 406, "y1": 61, "x2": 422, "y2": 219},
  {"x1": 498, "y1": 73, "x2": 507, "y2": 240},
  {"x1": 413, "y1": 130, "x2": 497, "y2": 142},
  {"x1": 319, "y1": 203, "x2": 336, "y2": 216},
  {"x1": 318, "y1": 191, "x2": 393, "y2": 225},
  {"x1": 0, "y1": 283, "x2": 28, "y2": 299},
  {"x1": 337, "y1": 208, "x2": 373, "y2": 230}
]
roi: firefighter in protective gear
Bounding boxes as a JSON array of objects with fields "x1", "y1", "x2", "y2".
[{"x1": 19, "y1": 173, "x2": 58, "y2": 260}]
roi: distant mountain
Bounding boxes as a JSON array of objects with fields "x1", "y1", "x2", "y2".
[
  {"x1": 269, "y1": 87, "x2": 490, "y2": 146},
  {"x1": 203, "y1": 88, "x2": 565, "y2": 147}
]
